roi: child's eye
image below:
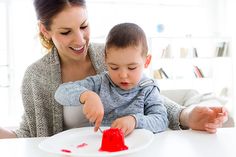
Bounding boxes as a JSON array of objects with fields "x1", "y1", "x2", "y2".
[
  {"x1": 110, "y1": 67, "x2": 118, "y2": 70},
  {"x1": 60, "y1": 31, "x2": 70, "y2": 35},
  {"x1": 128, "y1": 67, "x2": 137, "y2": 70}
]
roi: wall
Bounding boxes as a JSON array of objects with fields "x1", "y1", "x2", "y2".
[{"x1": 1, "y1": 0, "x2": 235, "y2": 126}]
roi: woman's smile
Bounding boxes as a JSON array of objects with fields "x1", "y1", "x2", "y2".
[{"x1": 70, "y1": 45, "x2": 85, "y2": 55}]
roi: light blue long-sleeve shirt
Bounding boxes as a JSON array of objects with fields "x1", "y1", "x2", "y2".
[{"x1": 55, "y1": 72, "x2": 168, "y2": 133}]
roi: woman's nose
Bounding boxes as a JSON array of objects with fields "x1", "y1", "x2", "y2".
[{"x1": 74, "y1": 31, "x2": 84, "y2": 44}]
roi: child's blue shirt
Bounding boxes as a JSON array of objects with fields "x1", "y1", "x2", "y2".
[{"x1": 55, "y1": 72, "x2": 168, "y2": 133}]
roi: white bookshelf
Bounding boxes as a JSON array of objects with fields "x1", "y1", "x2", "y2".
[
  {"x1": 147, "y1": 36, "x2": 234, "y2": 119},
  {"x1": 148, "y1": 36, "x2": 232, "y2": 90}
]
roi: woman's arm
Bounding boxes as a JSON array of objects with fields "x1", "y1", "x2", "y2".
[
  {"x1": 0, "y1": 127, "x2": 17, "y2": 139},
  {"x1": 162, "y1": 95, "x2": 185, "y2": 130},
  {"x1": 162, "y1": 95, "x2": 228, "y2": 132},
  {"x1": 180, "y1": 105, "x2": 228, "y2": 133}
]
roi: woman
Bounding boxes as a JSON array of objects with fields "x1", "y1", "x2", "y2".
[{"x1": 0, "y1": 0, "x2": 227, "y2": 138}]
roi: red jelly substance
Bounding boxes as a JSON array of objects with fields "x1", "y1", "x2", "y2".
[
  {"x1": 61, "y1": 149, "x2": 71, "y2": 153},
  {"x1": 99, "y1": 128, "x2": 128, "y2": 152},
  {"x1": 76, "y1": 143, "x2": 88, "y2": 148}
]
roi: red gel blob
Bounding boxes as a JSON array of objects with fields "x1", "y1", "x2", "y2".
[
  {"x1": 99, "y1": 128, "x2": 128, "y2": 152},
  {"x1": 61, "y1": 149, "x2": 71, "y2": 153},
  {"x1": 77, "y1": 143, "x2": 88, "y2": 148}
]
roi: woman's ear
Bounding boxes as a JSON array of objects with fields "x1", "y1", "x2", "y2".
[
  {"x1": 144, "y1": 54, "x2": 152, "y2": 68},
  {"x1": 38, "y1": 22, "x2": 51, "y2": 39}
]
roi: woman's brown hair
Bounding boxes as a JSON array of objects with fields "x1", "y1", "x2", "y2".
[{"x1": 33, "y1": 0, "x2": 86, "y2": 50}]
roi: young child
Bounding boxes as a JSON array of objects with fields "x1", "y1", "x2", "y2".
[{"x1": 54, "y1": 23, "x2": 168, "y2": 136}]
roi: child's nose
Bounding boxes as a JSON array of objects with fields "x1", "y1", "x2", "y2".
[{"x1": 119, "y1": 71, "x2": 128, "y2": 78}]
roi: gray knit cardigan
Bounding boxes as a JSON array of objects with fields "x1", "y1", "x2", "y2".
[{"x1": 14, "y1": 43, "x2": 183, "y2": 138}]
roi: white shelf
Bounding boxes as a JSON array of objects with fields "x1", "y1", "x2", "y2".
[
  {"x1": 149, "y1": 36, "x2": 231, "y2": 58},
  {"x1": 148, "y1": 36, "x2": 233, "y2": 97}
]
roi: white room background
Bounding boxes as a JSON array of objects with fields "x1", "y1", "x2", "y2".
[{"x1": 0, "y1": 0, "x2": 235, "y2": 127}]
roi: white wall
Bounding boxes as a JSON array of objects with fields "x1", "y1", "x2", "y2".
[
  {"x1": 0, "y1": 0, "x2": 235, "y2": 126},
  {"x1": 224, "y1": 0, "x2": 236, "y2": 119},
  {"x1": 88, "y1": 0, "x2": 222, "y2": 40}
]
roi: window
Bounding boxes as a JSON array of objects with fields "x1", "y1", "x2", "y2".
[
  {"x1": 0, "y1": 0, "x2": 44, "y2": 127},
  {"x1": 0, "y1": 0, "x2": 10, "y2": 126}
]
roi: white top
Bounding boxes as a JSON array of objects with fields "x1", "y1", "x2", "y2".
[{"x1": 63, "y1": 106, "x2": 90, "y2": 129}]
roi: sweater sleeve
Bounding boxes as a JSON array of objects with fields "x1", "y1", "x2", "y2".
[
  {"x1": 54, "y1": 74, "x2": 103, "y2": 106},
  {"x1": 14, "y1": 65, "x2": 43, "y2": 137},
  {"x1": 161, "y1": 95, "x2": 186, "y2": 130},
  {"x1": 133, "y1": 87, "x2": 169, "y2": 133}
]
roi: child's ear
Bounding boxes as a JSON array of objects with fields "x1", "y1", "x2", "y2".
[
  {"x1": 38, "y1": 22, "x2": 51, "y2": 39},
  {"x1": 144, "y1": 54, "x2": 152, "y2": 68}
]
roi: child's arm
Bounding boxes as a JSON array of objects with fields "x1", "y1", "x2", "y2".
[
  {"x1": 80, "y1": 91, "x2": 104, "y2": 132},
  {"x1": 111, "y1": 87, "x2": 168, "y2": 135},
  {"x1": 133, "y1": 87, "x2": 169, "y2": 133},
  {"x1": 54, "y1": 74, "x2": 102, "y2": 106},
  {"x1": 54, "y1": 74, "x2": 104, "y2": 131}
]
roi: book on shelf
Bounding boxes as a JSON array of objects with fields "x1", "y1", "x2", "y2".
[
  {"x1": 193, "y1": 65, "x2": 204, "y2": 78},
  {"x1": 153, "y1": 68, "x2": 169, "y2": 79},
  {"x1": 153, "y1": 69, "x2": 162, "y2": 79},
  {"x1": 179, "y1": 48, "x2": 188, "y2": 58},
  {"x1": 216, "y1": 42, "x2": 228, "y2": 57},
  {"x1": 161, "y1": 44, "x2": 171, "y2": 58},
  {"x1": 193, "y1": 47, "x2": 198, "y2": 58},
  {"x1": 159, "y1": 68, "x2": 169, "y2": 78},
  {"x1": 179, "y1": 47, "x2": 198, "y2": 58}
]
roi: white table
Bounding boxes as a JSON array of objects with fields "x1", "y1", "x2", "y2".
[{"x1": 0, "y1": 128, "x2": 235, "y2": 157}]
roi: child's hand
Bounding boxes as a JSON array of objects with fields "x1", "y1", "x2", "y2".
[
  {"x1": 80, "y1": 91, "x2": 104, "y2": 132},
  {"x1": 111, "y1": 115, "x2": 136, "y2": 136}
]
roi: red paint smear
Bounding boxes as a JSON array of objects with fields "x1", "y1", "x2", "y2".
[
  {"x1": 99, "y1": 128, "x2": 128, "y2": 152},
  {"x1": 76, "y1": 143, "x2": 88, "y2": 148},
  {"x1": 61, "y1": 149, "x2": 71, "y2": 153}
]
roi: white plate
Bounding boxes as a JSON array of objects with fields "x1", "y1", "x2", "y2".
[{"x1": 39, "y1": 127, "x2": 154, "y2": 156}]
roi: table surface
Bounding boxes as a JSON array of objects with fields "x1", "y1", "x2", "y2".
[{"x1": 0, "y1": 127, "x2": 235, "y2": 157}]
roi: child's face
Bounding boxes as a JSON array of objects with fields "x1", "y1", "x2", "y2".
[{"x1": 105, "y1": 45, "x2": 150, "y2": 90}]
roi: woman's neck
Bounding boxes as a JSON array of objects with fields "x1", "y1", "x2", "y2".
[{"x1": 61, "y1": 56, "x2": 96, "y2": 83}]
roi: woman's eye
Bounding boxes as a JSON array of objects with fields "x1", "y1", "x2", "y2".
[
  {"x1": 60, "y1": 31, "x2": 70, "y2": 35},
  {"x1": 81, "y1": 25, "x2": 88, "y2": 29}
]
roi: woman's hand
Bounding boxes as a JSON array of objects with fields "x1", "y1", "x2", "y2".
[
  {"x1": 80, "y1": 91, "x2": 104, "y2": 132},
  {"x1": 0, "y1": 127, "x2": 17, "y2": 139},
  {"x1": 111, "y1": 115, "x2": 136, "y2": 136},
  {"x1": 180, "y1": 105, "x2": 228, "y2": 133}
]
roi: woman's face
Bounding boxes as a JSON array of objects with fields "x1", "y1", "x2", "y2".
[{"x1": 43, "y1": 6, "x2": 90, "y2": 62}]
